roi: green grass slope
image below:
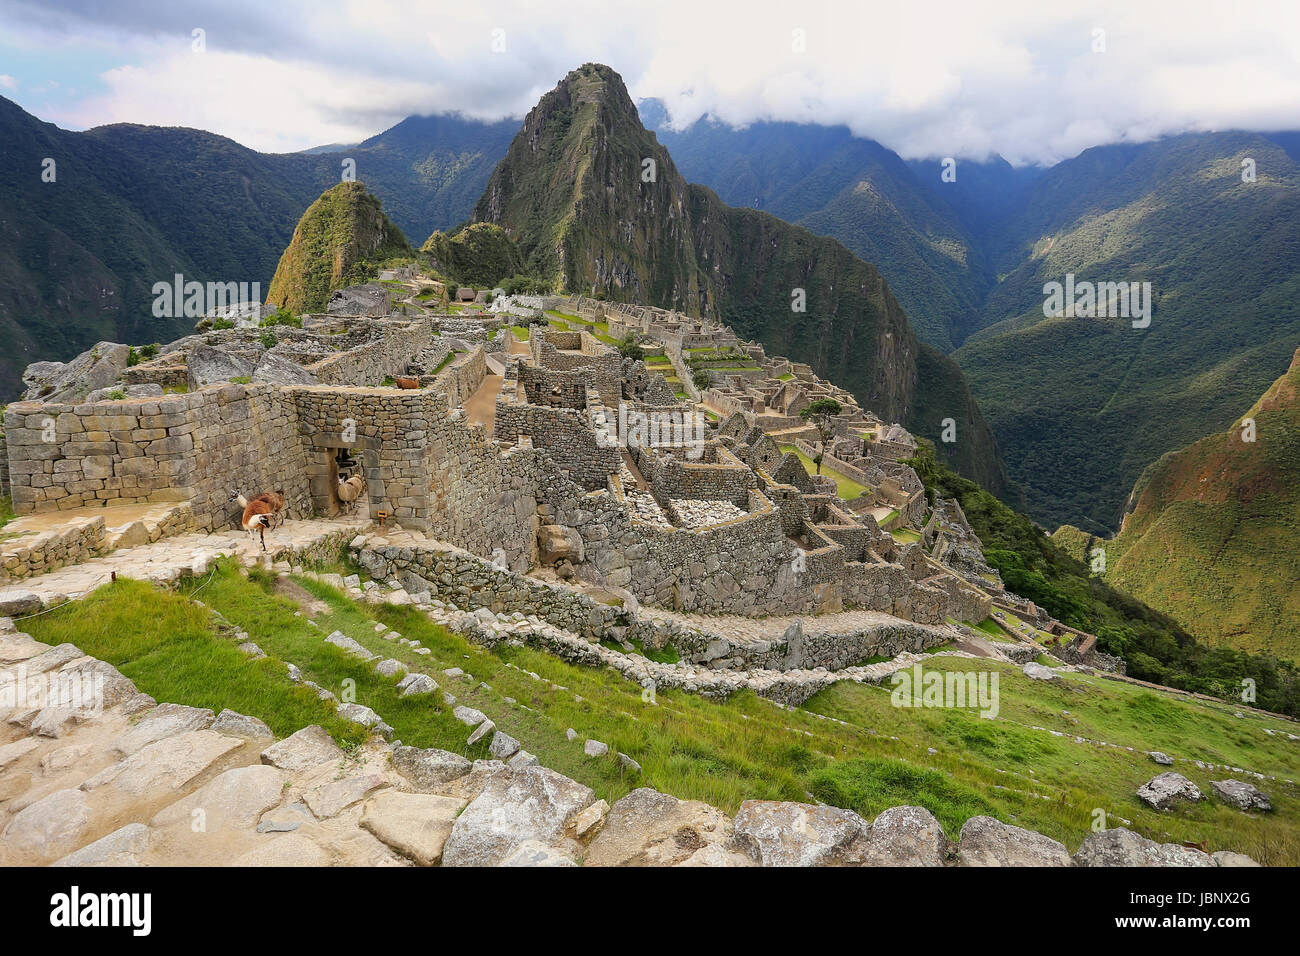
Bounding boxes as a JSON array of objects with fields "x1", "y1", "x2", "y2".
[
  {"x1": 1056, "y1": 348, "x2": 1300, "y2": 663},
  {"x1": 907, "y1": 442, "x2": 1300, "y2": 716},
  {"x1": 25, "y1": 560, "x2": 1300, "y2": 864}
]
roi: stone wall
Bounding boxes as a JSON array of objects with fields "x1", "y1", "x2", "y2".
[
  {"x1": 358, "y1": 539, "x2": 627, "y2": 641},
  {"x1": 307, "y1": 318, "x2": 432, "y2": 387},
  {"x1": 432, "y1": 345, "x2": 486, "y2": 408}
]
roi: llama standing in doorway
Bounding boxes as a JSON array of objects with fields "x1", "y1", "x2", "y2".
[{"x1": 336, "y1": 474, "x2": 365, "y2": 515}]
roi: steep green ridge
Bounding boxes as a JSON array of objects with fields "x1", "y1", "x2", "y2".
[
  {"x1": 907, "y1": 443, "x2": 1300, "y2": 716},
  {"x1": 420, "y1": 223, "x2": 524, "y2": 288},
  {"x1": 266, "y1": 182, "x2": 413, "y2": 313},
  {"x1": 474, "y1": 64, "x2": 1012, "y2": 495},
  {"x1": 954, "y1": 133, "x2": 1300, "y2": 533},
  {"x1": 1054, "y1": 348, "x2": 1300, "y2": 663},
  {"x1": 651, "y1": 112, "x2": 997, "y2": 351}
]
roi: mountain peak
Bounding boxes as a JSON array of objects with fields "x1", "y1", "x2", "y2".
[{"x1": 266, "y1": 181, "x2": 412, "y2": 313}]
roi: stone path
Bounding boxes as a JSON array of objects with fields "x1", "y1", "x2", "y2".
[
  {"x1": 462, "y1": 372, "x2": 502, "y2": 435},
  {"x1": 0, "y1": 515, "x2": 369, "y2": 614}
]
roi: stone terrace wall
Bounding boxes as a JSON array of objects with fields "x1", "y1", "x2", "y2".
[
  {"x1": 358, "y1": 539, "x2": 627, "y2": 641},
  {"x1": 2, "y1": 385, "x2": 312, "y2": 529},
  {"x1": 432, "y1": 345, "x2": 486, "y2": 408}
]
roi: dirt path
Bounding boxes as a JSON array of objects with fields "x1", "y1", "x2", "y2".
[{"x1": 463, "y1": 374, "x2": 502, "y2": 435}]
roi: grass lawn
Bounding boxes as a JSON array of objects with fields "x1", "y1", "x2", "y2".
[
  {"x1": 890, "y1": 528, "x2": 922, "y2": 544},
  {"x1": 24, "y1": 576, "x2": 369, "y2": 747},
  {"x1": 779, "y1": 445, "x2": 870, "y2": 500},
  {"x1": 24, "y1": 563, "x2": 1300, "y2": 863},
  {"x1": 509, "y1": 325, "x2": 530, "y2": 340}
]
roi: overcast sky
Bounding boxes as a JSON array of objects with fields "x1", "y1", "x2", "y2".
[{"x1": 2, "y1": 0, "x2": 1297, "y2": 165}]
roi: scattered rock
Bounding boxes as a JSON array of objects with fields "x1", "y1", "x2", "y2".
[
  {"x1": 442, "y1": 766, "x2": 595, "y2": 867},
  {"x1": 1137, "y1": 772, "x2": 1203, "y2": 811},
  {"x1": 1022, "y1": 661, "x2": 1058, "y2": 681},
  {"x1": 584, "y1": 739, "x2": 609, "y2": 758},
  {"x1": 488, "y1": 731, "x2": 520, "y2": 759},
  {"x1": 586, "y1": 788, "x2": 734, "y2": 867},
  {"x1": 852, "y1": 805, "x2": 947, "y2": 867},
  {"x1": 500, "y1": 840, "x2": 577, "y2": 866},
  {"x1": 1074, "y1": 828, "x2": 1213, "y2": 867},
  {"x1": 1210, "y1": 779, "x2": 1271, "y2": 812},
  {"x1": 1212, "y1": 850, "x2": 1262, "y2": 867},
  {"x1": 1149, "y1": 751, "x2": 1174, "y2": 766},
  {"x1": 51, "y1": 823, "x2": 152, "y2": 867},
  {"x1": 260, "y1": 725, "x2": 344, "y2": 772},
  {"x1": 211, "y1": 709, "x2": 273, "y2": 740},
  {"x1": 390, "y1": 745, "x2": 472, "y2": 791}
]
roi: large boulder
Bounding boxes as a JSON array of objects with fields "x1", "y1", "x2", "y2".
[
  {"x1": 260, "y1": 725, "x2": 344, "y2": 772},
  {"x1": 22, "y1": 342, "x2": 131, "y2": 403},
  {"x1": 732, "y1": 800, "x2": 868, "y2": 867},
  {"x1": 360, "y1": 791, "x2": 466, "y2": 865},
  {"x1": 252, "y1": 350, "x2": 318, "y2": 385},
  {"x1": 956, "y1": 816, "x2": 1072, "y2": 867},
  {"x1": 3, "y1": 788, "x2": 94, "y2": 862},
  {"x1": 326, "y1": 284, "x2": 391, "y2": 317},
  {"x1": 852, "y1": 805, "x2": 948, "y2": 866},
  {"x1": 538, "y1": 525, "x2": 585, "y2": 565},
  {"x1": 86, "y1": 383, "x2": 164, "y2": 402},
  {"x1": 585, "y1": 788, "x2": 736, "y2": 867},
  {"x1": 1137, "y1": 772, "x2": 1203, "y2": 811},
  {"x1": 1210, "y1": 779, "x2": 1272, "y2": 812},
  {"x1": 441, "y1": 765, "x2": 594, "y2": 867},
  {"x1": 390, "y1": 746, "x2": 472, "y2": 791},
  {"x1": 187, "y1": 344, "x2": 254, "y2": 389},
  {"x1": 1074, "y1": 828, "x2": 1213, "y2": 867}
]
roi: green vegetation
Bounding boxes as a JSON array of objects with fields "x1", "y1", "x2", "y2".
[
  {"x1": 907, "y1": 441, "x2": 1300, "y2": 715},
  {"x1": 1058, "y1": 350, "x2": 1300, "y2": 663},
  {"x1": 265, "y1": 182, "x2": 413, "y2": 314},
  {"x1": 780, "y1": 444, "x2": 868, "y2": 499},
  {"x1": 23, "y1": 576, "x2": 368, "y2": 746},
  {"x1": 952, "y1": 134, "x2": 1300, "y2": 534},
  {"x1": 420, "y1": 222, "x2": 526, "y2": 289}
]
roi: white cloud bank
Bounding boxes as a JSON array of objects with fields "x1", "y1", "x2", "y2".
[{"x1": 4, "y1": 0, "x2": 1299, "y2": 163}]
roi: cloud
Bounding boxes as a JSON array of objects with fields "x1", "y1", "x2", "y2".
[
  {"x1": 1, "y1": 0, "x2": 1298, "y2": 163},
  {"x1": 0, "y1": 74, "x2": 16, "y2": 90}
]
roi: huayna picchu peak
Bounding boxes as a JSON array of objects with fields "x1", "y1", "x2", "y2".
[{"x1": 473, "y1": 64, "x2": 1012, "y2": 495}]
